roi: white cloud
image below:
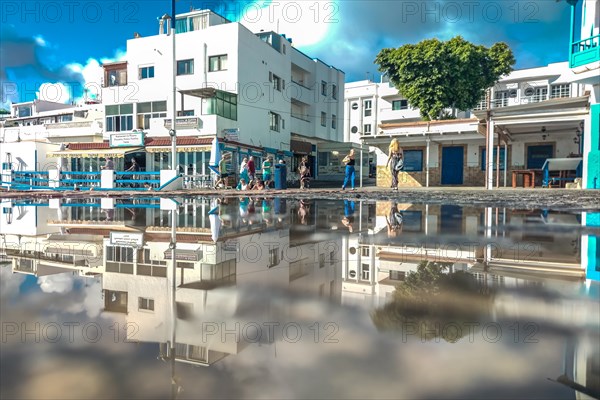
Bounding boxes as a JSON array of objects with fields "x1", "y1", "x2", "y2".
[
  {"x1": 38, "y1": 273, "x2": 74, "y2": 293},
  {"x1": 239, "y1": 0, "x2": 332, "y2": 47},
  {"x1": 36, "y1": 82, "x2": 72, "y2": 104},
  {"x1": 33, "y1": 35, "x2": 47, "y2": 47}
]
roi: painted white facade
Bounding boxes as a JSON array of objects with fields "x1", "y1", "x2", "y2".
[
  {"x1": 0, "y1": 100, "x2": 104, "y2": 144},
  {"x1": 100, "y1": 9, "x2": 344, "y2": 157},
  {"x1": 347, "y1": 62, "x2": 591, "y2": 187}
]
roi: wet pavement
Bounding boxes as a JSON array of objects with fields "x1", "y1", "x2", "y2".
[{"x1": 0, "y1": 196, "x2": 599, "y2": 399}]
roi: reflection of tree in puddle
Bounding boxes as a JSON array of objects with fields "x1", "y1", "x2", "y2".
[{"x1": 372, "y1": 262, "x2": 494, "y2": 343}]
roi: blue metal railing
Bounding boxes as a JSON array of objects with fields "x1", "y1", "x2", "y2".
[
  {"x1": 572, "y1": 34, "x2": 600, "y2": 53},
  {"x1": 5, "y1": 170, "x2": 162, "y2": 191}
]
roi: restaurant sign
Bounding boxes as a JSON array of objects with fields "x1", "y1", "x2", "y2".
[
  {"x1": 110, "y1": 131, "x2": 144, "y2": 147},
  {"x1": 164, "y1": 117, "x2": 201, "y2": 130},
  {"x1": 222, "y1": 128, "x2": 239, "y2": 142},
  {"x1": 110, "y1": 232, "x2": 144, "y2": 247}
]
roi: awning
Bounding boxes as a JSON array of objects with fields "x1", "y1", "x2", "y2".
[
  {"x1": 48, "y1": 147, "x2": 143, "y2": 158},
  {"x1": 146, "y1": 146, "x2": 211, "y2": 153}
]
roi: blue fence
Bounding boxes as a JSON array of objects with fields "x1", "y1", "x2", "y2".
[{"x1": 1, "y1": 170, "x2": 162, "y2": 191}]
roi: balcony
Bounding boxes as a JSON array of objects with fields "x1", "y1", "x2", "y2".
[{"x1": 570, "y1": 34, "x2": 600, "y2": 68}]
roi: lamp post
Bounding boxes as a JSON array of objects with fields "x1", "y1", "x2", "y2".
[{"x1": 170, "y1": 0, "x2": 177, "y2": 171}]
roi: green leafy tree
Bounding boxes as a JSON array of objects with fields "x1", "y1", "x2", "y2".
[
  {"x1": 375, "y1": 36, "x2": 515, "y2": 120},
  {"x1": 371, "y1": 261, "x2": 494, "y2": 343}
]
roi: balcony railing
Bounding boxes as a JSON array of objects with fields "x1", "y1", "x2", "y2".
[{"x1": 570, "y1": 34, "x2": 600, "y2": 68}]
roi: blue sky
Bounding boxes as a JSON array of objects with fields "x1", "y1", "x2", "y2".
[{"x1": 0, "y1": 0, "x2": 572, "y2": 107}]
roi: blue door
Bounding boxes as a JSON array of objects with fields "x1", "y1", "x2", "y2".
[
  {"x1": 440, "y1": 205, "x2": 463, "y2": 235},
  {"x1": 527, "y1": 145, "x2": 553, "y2": 169},
  {"x1": 441, "y1": 146, "x2": 464, "y2": 185}
]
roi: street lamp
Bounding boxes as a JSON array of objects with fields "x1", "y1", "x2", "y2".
[{"x1": 169, "y1": 0, "x2": 177, "y2": 171}]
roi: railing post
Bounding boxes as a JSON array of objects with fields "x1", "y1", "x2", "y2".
[{"x1": 101, "y1": 170, "x2": 115, "y2": 189}]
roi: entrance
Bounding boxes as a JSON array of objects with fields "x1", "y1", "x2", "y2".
[
  {"x1": 527, "y1": 145, "x2": 553, "y2": 169},
  {"x1": 441, "y1": 146, "x2": 464, "y2": 185}
]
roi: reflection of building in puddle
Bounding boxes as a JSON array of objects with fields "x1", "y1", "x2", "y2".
[
  {"x1": 98, "y1": 198, "x2": 343, "y2": 367},
  {"x1": 0, "y1": 199, "x2": 104, "y2": 277},
  {"x1": 342, "y1": 203, "x2": 591, "y2": 307},
  {"x1": 562, "y1": 334, "x2": 600, "y2": 400}
]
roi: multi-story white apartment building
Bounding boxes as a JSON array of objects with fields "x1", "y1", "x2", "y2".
[
  {"x1": 347, "y1": 62, "x2": 590, "y2": 188},
  {"x1": 0, "y1": 100, "x2": 105, "y2": 174},
  {"x1": 92, "y1": 9, "x2": 346, "y2": 178}
]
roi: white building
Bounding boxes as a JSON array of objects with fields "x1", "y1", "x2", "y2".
[
  {"x1": 94, "y1": 9, "x2": 346, "y2": 179},
  {"x1": 346, "y1": 62, "x2": 590, "y2": 188},
  {"x1": 0, "y1": 100, "x2": 105, "y2": 175}
]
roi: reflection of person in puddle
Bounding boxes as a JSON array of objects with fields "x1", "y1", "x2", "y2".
[
  {"x1": 342, "y1": 199, "x2": 355, "y2": 232},
  {"x1": 298, "y1": 200, "x2": 309, "y2": 225},
  {"x1": 386, "y1": 203, "x2": 403, "y2": 236}
]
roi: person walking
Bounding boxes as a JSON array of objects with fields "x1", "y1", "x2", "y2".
[
  {"x1": 262, "y1": 156, "x2": 274, "y2": 188},
  {"x1": 247, "y1": 156, "x2": 256, "y2": 184},
  {"x1": 298, "y1": 156, "x2": 310, "y2": 189},
  {"x1": 214, "y1": 153, "x2": 230, "y2": 189},
  {"x1": 240, "y1": 157, "x2": 250, "y2": 183},
  {"x1": 386, "y1": 138, "x2": 404, "y2": 191},
  {"x1": 341, "y1": 149, "x2": 356, "y2": 190},
  {"x1": 125, "y1": 158, "x2": 140, "y2": 187},
  {"x1": 101, "y1": 158, "x2": 114, "y2": 171}
]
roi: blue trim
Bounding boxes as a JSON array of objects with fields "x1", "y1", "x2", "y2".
[{"x1": 156, "y1": 175, "x2": 181, "y2": 191}]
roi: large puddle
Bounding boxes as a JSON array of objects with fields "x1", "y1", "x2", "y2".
[{"x1": 1, "y1": 197, "x2": 599, "y2": 399}]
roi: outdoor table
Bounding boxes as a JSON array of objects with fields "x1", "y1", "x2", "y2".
[{"x1": 512, "y1": 169, "x2": 539, "y2": 188}]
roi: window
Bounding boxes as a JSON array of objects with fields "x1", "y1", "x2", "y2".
[
  {"x1": 139, "y1": 66, "x2": 154, "y2": 79},
  {"x1": 319, "y1": 253, "x2": 325, "y2": 268},
  {"x1": 177, "y1": 110, "x2": 195, "y2": 116},
  {"x1": 205, "y1": 90, "x2": 237, "y2": 120},
  {"x1": 271, "y1": 73, "x2": 282, "y2": 91},
  {"x1": 268, "y1": 247, "x2": 280, "y2": 268},
  {"x1": 524, "y1": 86, "x2": 547, "y2": 102},
  {"x1": 321, "y1": 81, "x2": 327, "y2": 96},
  {"x1": 17, "y1": 106, "x2": 31, "y2": 117},
  {"x1": 481, "y1": 147, "x2": 506, "y2": 170},
  {"x1": 209, "y1": 54, "x2": 227, "y2": 72},
  {"x1": 319, "y1": 284, "x2": 325, "y2": 297},
  {"x1": 331, "y1": 114, "x2": 337, "y2": 129},
  {"x1": 364, "y1": 100, "x2": 372, "y2": 116},
  {"x1": 389, "y1": 270, "x2": 406, "y2": 281},
  {"x1": 363, "y1": 124, "x2": 372, "y2": 135},
  {"x1": 361, "y1": 263, "x2": 370, "y2": 281},
  {"x1": 361, "y1": 247, "x2": 370, "y2": 257},
  {"x1": 392, "y1": 99, "x2": 408, "y2": 110},
  {"x1": 105, "y1": 68, "x2": 127, "y2": 87},
  {"x1": 332, "y1": 84, "x2": 338, "y2": 99},
  {"x1": 403, "y1": 149, "x2": 423, "y2": 172},
  {"x1": 269, "y1": 111, "x2": 281, "y2": 131},
  {"x1": 138, "y1": 297, "x2": 154, "y2": 311},
  {"x1": 105, "y1": 103, "x2": 133, "y2": 132},
  {"x1": 60, "y1": 114, "x2": 73, "y2": 122},
  {"x1": 329, "y1": 250, "x2": 335, "y2": 265},
  {"x1": 493, "y1": 90, "x2": 509, "y2": 107},
  {"x1": 550, "y1": 84, "x2": 570, "y2": 99},
  {"x1": 177, "y1": 59, "x2": 194, "y2": 75},
  {"x1": 321, "y1": 112, "x2": 326, "y2": 127},
  {"x1": 137, "y1": 101, "x2": 167, "y2": 129},
  {"x1": 106, "y1": 246, "x2": 134, "y2": 262}
]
